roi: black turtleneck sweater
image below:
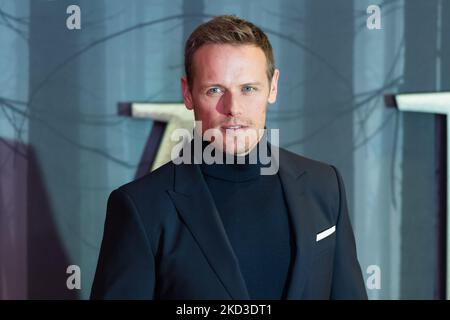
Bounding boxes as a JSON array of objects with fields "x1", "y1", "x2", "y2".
[{"x1": 199, "y1": 139, "x2": 293, "y2": 300}]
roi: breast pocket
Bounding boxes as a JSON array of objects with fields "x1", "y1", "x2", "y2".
[
  {"x1": 312, "y1": 228, "x2": 336, "y2": 285},
  {"x1": 314, "y1": 225, "x2": 336, "y2": 256}
]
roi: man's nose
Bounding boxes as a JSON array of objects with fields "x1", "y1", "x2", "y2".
[{"x1": 223, "y1": 91, "x2": 242, "y2": 116}]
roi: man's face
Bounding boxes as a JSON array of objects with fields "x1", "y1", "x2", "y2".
[{"x1": 181, "y1": 44, "x2": 279, "y2": 155}]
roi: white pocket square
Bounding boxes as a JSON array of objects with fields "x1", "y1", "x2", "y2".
[{"x1": 316, "y1": 225, "x2": 336, "y2": 242}]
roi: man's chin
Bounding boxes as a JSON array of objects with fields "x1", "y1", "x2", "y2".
[{"x1": 200, "y1": 126, "x2": 262, "y2": 155}]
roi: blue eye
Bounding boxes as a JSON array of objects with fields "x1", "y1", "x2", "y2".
[
  {"x1": 242, "y1": 86, "x2": 256, "y2": 93},
  {"x1": 207, "y1": 87, "x2": 222, "y2": 95}
]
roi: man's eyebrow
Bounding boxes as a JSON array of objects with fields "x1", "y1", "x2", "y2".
[
  {"x1": 198, "y1": 82, "x2": 263, "y2": 90},
  {"x1": 200, "y1": 83, "x2": 223, "y2": 89},
  {"x1": 241, "y1": 82, "x2": 263, "y2": 86}
]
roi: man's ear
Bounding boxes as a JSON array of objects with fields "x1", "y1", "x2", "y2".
[
  {"x1": 181, "y1": 76, "x2": 194, "y2": 110},
  {"x1": 268, "y1": 69, "x2": 280, "y2": 104}
]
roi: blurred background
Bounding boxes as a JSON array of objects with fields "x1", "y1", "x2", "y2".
[{"x1": 1, "y1": 0, "x2": 449, "y2": 299}]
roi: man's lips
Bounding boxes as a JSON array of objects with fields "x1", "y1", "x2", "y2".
[{"x1": 221, "y1": 124, "x2": 248, "y2": 130}]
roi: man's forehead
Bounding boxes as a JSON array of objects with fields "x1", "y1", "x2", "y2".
[
  {"x1": 193, "y1": 43, "x2": 265, "y2": 60},
  {"x1": 191, "y1": 44, "x2": 267, "y2": 85}
]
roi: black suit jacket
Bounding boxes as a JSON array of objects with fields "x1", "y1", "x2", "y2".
[{"x1": 91, "y1": 144, "x2": 367, "y2": 299}]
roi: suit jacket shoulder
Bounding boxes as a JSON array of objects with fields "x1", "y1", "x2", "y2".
[{"x1": 278, "y1": 147, "x2": 342, "y2": 220}]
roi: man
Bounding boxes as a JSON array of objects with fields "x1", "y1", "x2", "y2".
[{"x1": 91, "y1": 15, "x2": 367, "y2": 300}]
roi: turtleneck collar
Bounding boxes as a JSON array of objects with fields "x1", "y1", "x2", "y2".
[{"x1": 199, "y1": 131, "x2": 271, "y2": 182}]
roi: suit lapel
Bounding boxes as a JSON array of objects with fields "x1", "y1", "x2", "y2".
[
  {"x1": 276, "y1": 147, "x2": 316, "y2": 299},
  {"x1": 166, "y1": 140, "x2": 315, "y2": 300},
  {"x1": 167, "y1": 159, "x2": 250, "y2": 300}
]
